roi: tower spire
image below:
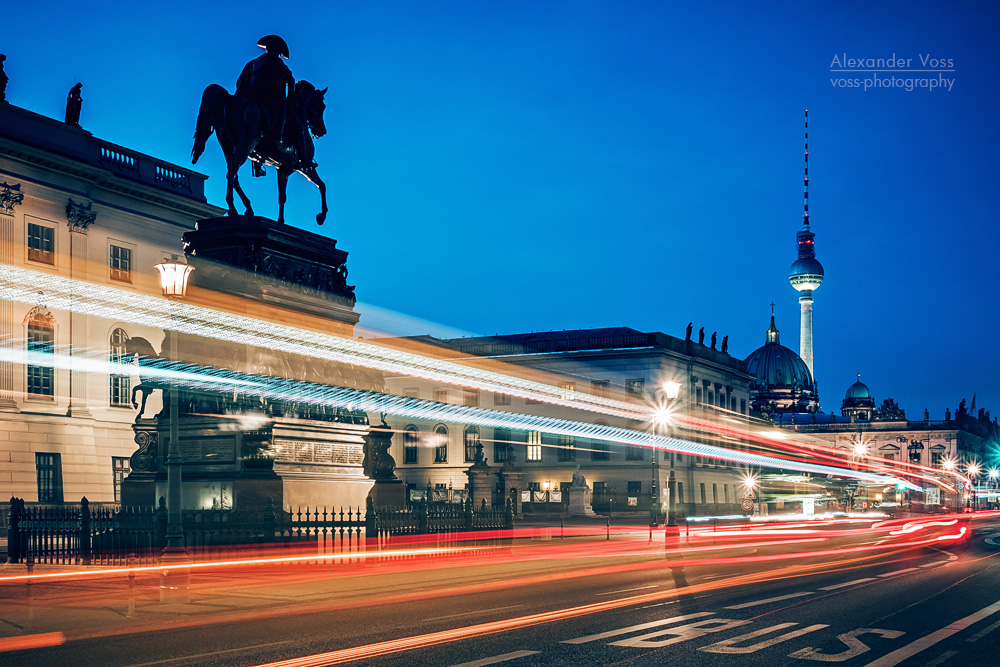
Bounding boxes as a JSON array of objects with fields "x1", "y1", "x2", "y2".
[{"x1": 789, "y1": 109, "x2": 824, "y2": 380}]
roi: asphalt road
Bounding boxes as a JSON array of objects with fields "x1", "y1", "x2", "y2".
[{"x1": 3, "y1": 517, "x2": 999, "y2": 667}]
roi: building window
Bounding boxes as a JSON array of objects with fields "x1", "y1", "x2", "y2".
[
  {"x1": 591, "y1": 380, "x2": 609, "y2": 398},
  {"x1": 402, "y1": 387, "x2": 419, "y2": 398},
  {"x1": 677, "y1": 482, "x2": 684, "y2": 503},
  {"x1": 724, "y1": 484, "x2": 729, "y2": 504},
  {"x1": 433, "y1": 389, "x2": 449, "y2": 403},
  {"x1": 433, "y1": 425, "x2": 448, "y2": 463},
  {"x1": 931, "y1": 451, "x2": 943, "y2": 467},
  {"x1": 464, "y1": 425, "x2": 480, "y2": 462},
  {"x1": 626, "y1": 444, "x2": 645, "y2": 461},
  {"x1": 463, "y1": 388, "x2": 480, "y2": 407},
  {"x1": 112, "y1": 456, "x2": 130, "y2": 503},
  {"x1": 707, "y1": 391, "x2": 714, "y2": 405},
  {"x1": 591, "y1": 441, "x2": 610, "y2": 461},
  {"x1": 700, "y1": 483, "x2": 707, "y2": 504},
  {"x1": 109, "y1": 328, "x2": 131, "y2": 407},
  {"x1": 26, "y1": 313, "x2": 55, "y2": 398},
  {"x1": 27, "y1": 222, "x2": 55, "y2": 265},
  {"x1": 110, "y1": 244, "x2": 132, "y2": 283},
  {"x1": 740, "y1": 399, "x2": 746, "y2": 414},
  {"x1": 557, "y1": 434, "x2": 576, "y2": 461},
  {"x1": 558, "y1": 382, "x2": 575, "y2": 399},
  {"x1": 526, "y1": 430, "x2": 542, "y2": 461},
  {"x1": 627, "y1": 481, "x2": 642, "y2": 496},
  {"x1": 731, "y1": 397, "x2": 737, "y2": 411},
  {"x1": 404, "y1": 426, "x2": 418, "y2": 464},
  {"x1": 625, "y1": 379, "x2": 645, "y2": 401},
  {"x1": 493, "y1": 427, "x2": 510, "y2": 463},
  {"x1": 494, "y1": 392, "x2": 511, "y2": 406},
  {"x1": 696, "y1": 387, "x2": 702, "y2": 404},
  {"x1": 712, "y1": 483, "x2": 718, "y2": 503},
  {"x1": 36, "y1": 453, "x2": 63, "y2": 503}
]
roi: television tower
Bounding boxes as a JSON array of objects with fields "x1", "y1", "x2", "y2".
[{"x1": 788, "y1": 109, "x2": 824, "y2": 378}]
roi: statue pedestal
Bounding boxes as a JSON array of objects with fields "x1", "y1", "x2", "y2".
[
  {"x1": 568, "y1": 485, "x2": 598, "y2": 517},
  {"x1": 466, "y1": 460, "x2": 495, "y2": 508},
  {"x1": 368, "y1": 480, "x2": 406, "y2": 508},
  {"x1": 500, "y1": 469, "x2": 525, "y2": 517}
]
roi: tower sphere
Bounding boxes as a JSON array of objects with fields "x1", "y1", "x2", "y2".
[{"x1": 789, "y1": 256, "x2": 824, "y2": 292}]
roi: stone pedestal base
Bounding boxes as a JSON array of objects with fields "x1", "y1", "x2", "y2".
[
  {"x1": 501, "y1": 470, "x2": 525, "y2": 516},
  {"x1": 568, "y1": 486, "x2": 598, "y2": 517},
  {"x1": 466, "y1": 467, "x2": 495, "y2": 508},
  {"x1": 368, "y1": 480, "x2": 406, "y2": 508}
]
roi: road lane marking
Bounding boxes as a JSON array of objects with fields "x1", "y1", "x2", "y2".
[
  {"x1": 878, "y1": 568, "x2": 919, "y2": 577},
  {"x1": 862, "y1": 599, "x2": 1000, "y2": 667},
  {"x1": 126, "y1": 641, "x2": 294, "y2": 667},
  {"x1": 924, "y1": 650, "x2": 957, "y2": 667},
  {"x1": 700, "y1": 623, "x2": 828, "y2": 653},
  {"x1": 967, "y1": 618, "x2": 1000, "y2": 642},
  {"x1": 724, "y1": 592, "x2": 813, "y2": 609},
  {"x1": 920, "y1": 561, "x2": 945, "y2": 568},
  {"x1": 449, "y1": 650, "x2": 540, "y2": 666},
  {"x1": 427, "y1": 606, "x2": 525, "y2": 621},
  {"x1": 562, "y1": 612, "x2": 715, "y2": 644},
  {"x1": 596, "y1": 585, "x2": 659, "y2": 596},
  {"x1": 984, "y1": 532, "x2": 1000, "y2": 546},
  {"x1": 820, "y1": 578, "x2": 876, "y2": 590}
]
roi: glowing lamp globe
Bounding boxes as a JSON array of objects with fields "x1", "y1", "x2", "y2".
[
  {"x1": 662, "y1": 381, "x2": 682, "y2": 399},
  {"x1": 155, "y1": 255, "x2": 194, "y2": 298}
]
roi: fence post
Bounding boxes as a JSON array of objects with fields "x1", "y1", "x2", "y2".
[
  {"x1": 365, "y1": 497, "x2": 376, "y2": 550},
  {"x1": 264, "y1": 498, "x2": 277, "y2": 545},
  {"x1": 7, "y1": 497, "x2": 21, "y2": 564},
  {"x1": 79, "y1": 497, "x2": 92, "y2": 566},
  {"x1": 464, "y1": 499, "x2": 474, "y2": 531},
  {"x1": 418, "y1": 494, "x2": 429, "y2": 534},
  {"x1": 155, "y1": 496, "x2": 168, "y2": 554},
  {"x1": 504, "y1": 498, "x2": 514, "y2": 530}
]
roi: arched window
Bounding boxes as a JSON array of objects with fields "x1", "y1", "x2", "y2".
[
  {"x1": 109, "y1": 328, "x2": 131, "y2": 407},
  {"x1": 434, "y1": 425, "x2": 448, "y2": 463},
  {"x1": 493, "y1": 427, "x2": 511, "y2": 463},
  {"x1": 464, "y1": 425, "x2": 480, "y2": 462},
  {"x1": 404, "y1": 425, "x2": 419, "y2": 464},
  {"x1": 25, "y1": 309, "x2": 55, "y2": 398}
]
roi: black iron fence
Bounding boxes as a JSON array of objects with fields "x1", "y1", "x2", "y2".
[{"x1": 6, "y1": 496, "x2": 513, "y2": 566}]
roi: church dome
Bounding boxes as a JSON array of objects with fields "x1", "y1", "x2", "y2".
[
  {"x1": 744, "y1": 315, "x2": 818, "y2": 415},
  {"x1": 845, "y1": 379, "x2": 872, "y2": 401}
]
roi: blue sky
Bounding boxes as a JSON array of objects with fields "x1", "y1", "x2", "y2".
[{"x1": 4, "y1": 1, "x2": 998, "y2": 418}]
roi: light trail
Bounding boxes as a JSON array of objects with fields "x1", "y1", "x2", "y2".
[{"x1": 0, "y1": 342, "x2": 920, "y2": 489}]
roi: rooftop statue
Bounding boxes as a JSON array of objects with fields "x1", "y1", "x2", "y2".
[
  {"x1": 65, "y1": 82, "x2": 83, "y2": 126},
  {"x1": 0, "y1": 54, "x2": 8, "y2": 102},
  {"x1": 192, "y1": 35, "x2": 330, "y2": 225}
]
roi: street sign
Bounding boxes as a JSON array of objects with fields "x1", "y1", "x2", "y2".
[
  {"x1": 742, "y1": 488, "x2": 756, "y2": 500},
  {"x1": 740, "y1": 498, "x2": 754, "y2": 511}
]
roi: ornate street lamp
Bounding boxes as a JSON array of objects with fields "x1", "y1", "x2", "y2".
[
  {"x1": 155, "y1": 255, "x2": 193, "y2": 568},
  {"x1": 655, "y1": 381, "x2": 683, "y2": 528}
]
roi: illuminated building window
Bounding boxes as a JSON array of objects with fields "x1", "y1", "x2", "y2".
[
  {"x1": 36, "y1": 453, "x2": 63, "y2": 503},
  {"x1": 494, "y1": 392, "x2": 511, "y2": 406},
  {"x1": 558, "y1": 382, "x2": 575, "y2": 399},
  {"x1": 557, "y1": 434, "x2": 575, "y2": 461},
  {"x1": 433, "y1": 389, "x2": 449, "y2": 403},
  {"x1": 434, "y1": 425, "x2": 448, "y2": 463},
  {"x1": 109, "y1": 328, "x2": 131, "y2": 407},
  {"x1": 464, "y1": 425, "x2": 480, "y2": 462},
  {"x1": 527, "y1": 481, "x2": 540, "y2": 492},
  {"x1": 463, "y1": 388, "x2": 479, "y2": 407},
  {"x1": 26, "y1": 312, "x2": 55, "y2": 398},
  {"x1": 527, "y1": 430, "x2": 542, "y2": 461},
  {"x1": 112, "y1": 456, "x2": 130, "y2": 503},
  {"x1": 404, "y1": 426, "x2": 418, "y2": 464},
  {"x1": 625, "y1": 379, "x2": 645, "y2": 401},
  {"x1": 27, "y1": 222, "x2": 55, "y2": 265},
  {"x1": 591, "y1": 380, "x2": 609, "y2": 397},
  {"x1": 110, "y1": 244, "x2": 132, "y2": 283},
  {"x1": 493, "y1": 427, "x2": 510, "y2": 463},
  {"x1": 626, "y1": 444, "x2": 645, "y2": 461}
]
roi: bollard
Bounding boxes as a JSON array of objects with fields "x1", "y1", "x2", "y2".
[
  {"x1": 127, "y1": 554, "x2": 136, "y2": 618},
  {"x1": 560, "y1": 517, "x2": 564, "y2": 539},
  {"x1": 606, "y1": 517, "x2": 610, "y2": 541}
]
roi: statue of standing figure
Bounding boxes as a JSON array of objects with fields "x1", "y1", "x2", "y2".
[
  {"x1": 65, "y1": 83, "x2": 83, "y2": 126},
  {"x1": 0, "y1": 55, "x2": 8, "y2": 103}
]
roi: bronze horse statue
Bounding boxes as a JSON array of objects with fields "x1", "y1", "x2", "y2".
[
  {"x1": 125, "y1": 337, "x2": 168, "y2": 420},
  {"x1": 192, "y1": 81, "x2": 329, "y2": 225}
]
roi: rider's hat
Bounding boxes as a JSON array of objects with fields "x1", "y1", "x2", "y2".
[{"x1": 256, "y1": 35, "x2": 289, "y2": 59}]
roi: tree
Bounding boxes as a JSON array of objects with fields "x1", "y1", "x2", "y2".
[{"x1": 873, "y1": 398, "x2": 906, "y2": 421}]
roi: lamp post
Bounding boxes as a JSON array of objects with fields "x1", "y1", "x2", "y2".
[
  {"x1": 656, "y1": 381, "x2": 682, "y2": 529},
  {"x1": 154, "y1": 255, "x2": 193, "y2": 565},
  {"x1": 967, "y1": 463, "x2": 981, "y2": 512},
  {"x1": 989, "y1": 468, "x2": 999, "y2": 510}
]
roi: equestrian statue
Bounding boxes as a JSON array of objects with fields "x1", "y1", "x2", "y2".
[{"x1": 192, "y1": 35, "x2": 330, "y2": 225}]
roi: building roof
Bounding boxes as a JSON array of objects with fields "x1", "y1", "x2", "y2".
[{"x1": 744, "y1": 315, "x2": 815, "y2": 392}]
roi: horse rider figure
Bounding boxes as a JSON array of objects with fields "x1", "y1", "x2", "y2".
[{"x1": 236, "y1": 35, "x2": 296, "y2": 170}]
